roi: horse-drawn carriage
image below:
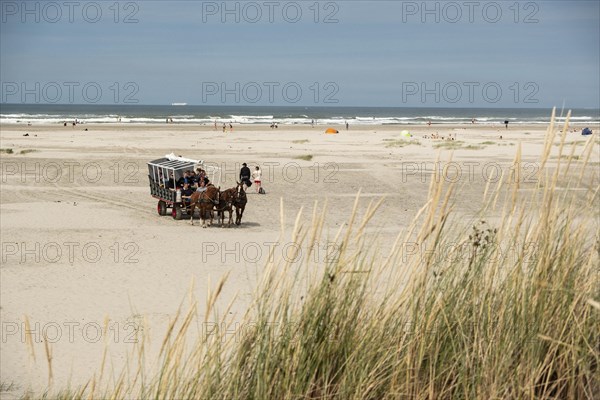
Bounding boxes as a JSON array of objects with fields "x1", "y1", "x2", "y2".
[{"x1": 148, "y1": 154, "x2": 246, "y2": 227}]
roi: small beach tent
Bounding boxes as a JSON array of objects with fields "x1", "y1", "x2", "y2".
[
  {"x1": 581, "y1": 127, "x2": 592, "y2": 136},
  {"x1": 400, "y1": 130, "x2": 411, "y2": 138},
  {"x1": 325, "y1": 128, "x2": 339, "y2": 134}
]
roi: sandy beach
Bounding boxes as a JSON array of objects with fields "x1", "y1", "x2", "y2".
[{"x1": 1, "y1": 121, "x2": 598, "y2": 396}]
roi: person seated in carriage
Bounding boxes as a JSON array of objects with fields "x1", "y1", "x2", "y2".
[
  {"x1": 175, "y1": 174, "x2": 185, "y2": 188},
  {"x1": 180, "y1": 170, "x2": 193, "y2": 187},
  {"x1": 166, "y1": 172, "x2": 176, "y2": 189},
  {"x1": 195, "y1": 168, "x2": 206, "y2": 185},
  {"x1": 157, "y1": 170, "x2": 165, "y2": 187},
  {"x1": 188, "y1": 170, "x2": 198, "y2": 186}
]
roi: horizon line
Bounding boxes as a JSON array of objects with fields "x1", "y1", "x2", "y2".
[{"x1": 2, "y1": 103, "x2": 599, "y2": 111}]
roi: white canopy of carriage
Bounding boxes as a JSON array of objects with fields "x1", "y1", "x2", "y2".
[{"x1": 147, "y1": 153, "x2": 221, "y2": 185}]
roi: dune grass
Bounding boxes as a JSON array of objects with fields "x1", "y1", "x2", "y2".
[
  {"x1": 385, "y1": 139, "x2": 421, "y2": 148},
  {"x1": 554, "y1": 154, "x2": 581, "y2": 160},
  {"x1": 295, "y1": 154, "x2": 313, "y2": 161},
  {"x1": 555, "y1": 141, "x2": 587, "y2": 147},
  {"x1": 0, "y1": 148, "x2": 14, "y2": 154},
  {"x1": 23, "y1": 110, "x2": 600, "y2": 399},
  {"x1": 0, "y1": 382, "x2": 18, "y2": 392},
  {"x1": 433, "y1": 141, "x2": 465, "y2": 149},
  {"x1": 292, "y1": 139, "x2": 310, "y2": 144},
  {"x1": 19, "y1": 149, "x2": 38, "y2": 155}
]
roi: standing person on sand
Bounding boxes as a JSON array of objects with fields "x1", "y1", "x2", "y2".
[
  {"x1": 504, "y1": 120, "x2": 509, "y2": 129},
  {"x1": 252, "y1": 165, "x2": 262, "y2": 194},
  {"x1": 240, "y1": 163, "x2": 252, "y2": 190}
]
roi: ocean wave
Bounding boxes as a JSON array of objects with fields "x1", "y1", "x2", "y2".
[{"x1": 1, "y1": 113, "x2": 598, "y2": 126}]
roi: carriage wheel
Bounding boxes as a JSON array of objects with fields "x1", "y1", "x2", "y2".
[
  {"x1": 157, "y1": 200, "x2": 167, "y2": 216},
  {"x1": 173, "y1": 205, "x2": 183, "y2": 220}
]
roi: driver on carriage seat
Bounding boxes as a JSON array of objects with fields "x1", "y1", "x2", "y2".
[
  {"x1": 196, "y1": 177, "x2": 210, "y2": 192},
  {"x1": 181, "y1": 183, "x2": 195, "y2": 204}
]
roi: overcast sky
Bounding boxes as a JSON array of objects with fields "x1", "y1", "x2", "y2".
[{"x1": 1, "y1": 0, "x2": 599, "y2": 108}]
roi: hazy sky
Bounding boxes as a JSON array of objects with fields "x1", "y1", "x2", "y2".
[{"x1": 1, "y1": 0, "x2": 599, "y2": 108}]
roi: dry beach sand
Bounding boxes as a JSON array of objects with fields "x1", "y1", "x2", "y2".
[{"x1": 1, "y1": 121, "x2": 598, "y2": 397}]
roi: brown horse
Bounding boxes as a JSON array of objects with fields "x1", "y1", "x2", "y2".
[
  {"x1": 215, "y1": 187, "x2": 237, "y2": 227},
  {"x1": 189, "y1": 185, "x2": 220, "y2": 228},
  {"x1": 233, "y1": 181, "x2": 247, "y2": 226}
]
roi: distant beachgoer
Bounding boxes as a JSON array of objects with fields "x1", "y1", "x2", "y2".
[
  {"x1": 345, "y1": 121, "x2": 349, "y2": 130},
  {"x1": 214, "y1": 120, "x2": 217, "y2": 131},
  {"x1": 428, "y1": 120, "x2": 432, "y2": 126},
  {"x1": 471, "y1": 118, "x2": 475, "y2": 124},
  {"x1": 222, "y1": 123, "x2": 226, "y2": 133},
  {"x1": 311, "y1": 119, "x2": 314, "y2": 127},
  {"x1": 229, "y1": 123, "x2": 233, "y2": 132},
  {"x1": 504, "y1": 120, "x2": 509, "y2": 129},
  {"x1": 64, "y1": 122, "x2": 67, "y2": 127}
]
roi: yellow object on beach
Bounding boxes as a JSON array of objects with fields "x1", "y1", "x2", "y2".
[{"x1": 325, "y1": 128, "x2": 339, "y2": 134}]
